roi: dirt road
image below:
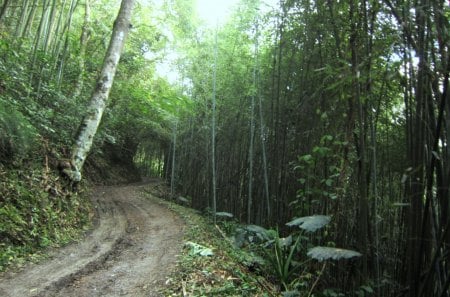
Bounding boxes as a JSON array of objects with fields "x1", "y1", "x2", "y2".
[{"x1": 0, "y1": 182, "x2": 185, "y2": 297}]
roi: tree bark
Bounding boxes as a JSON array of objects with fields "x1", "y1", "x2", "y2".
[
  {"x1": 247, "y1": 24, "x2": 256, "y2": 224},
  {"x1": 72, "y1": 0, "x2": 91, "y2": 99},
  {"x1": 211, "y1": 25, "x2": 218, "y2": 223},
  {"x1": 64, "y1": 0, "x2": 135, "y2": 181},
  {"x1": 14, "y1": 0, "x2": 30, "y2": 38},
  {"x1": 0, "y1": 0, "x2": 10, "y2": 25}
]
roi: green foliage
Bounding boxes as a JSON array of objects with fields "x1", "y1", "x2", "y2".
[
  {"x1": 0, "y1": 167, "x2": 92, "y2": 271},
  {"x1": 153, "y1": 189, "x2": 274, "y2": 296},
  {"x1": 0, "y1": 0, "x2": 437, "y2": 295},
  {"x1": 215, "y1": 211, "x2": 234, "y2": 218},
  {"x1": 0, "y1": 99, "x2": 38, "y2": 162},
  {"x1": 245, "y1": 224, "x2": 269, "y2": 236},
  {"x1": 105, "y1": 73, "x2": 193, "y2": 176},
  {"x1": 307, "y1": 247, "x2": 362, "y2": 261},
  {"x1": 320, "y1": 283, "x2": 374, "y2": 297},
  {"x1": 0, "y1": 0, "x2": 193, "y2": 277},
  {"x1": 239, "y1": 224, "x2": 307, "y2": 291},
  {"x1": 263, "y1": 230, "x2": 304, "y2": 291},
  {"x1": 321, "y1": 288, "x2": 346, "y2": 297},
  {"x1": 293, "y1": 135, "x2": 351, "y2": 213},
  {"x1": 286, "y1": 215, "x2": 331, "y2": 232},
  {"x1": 0, "y1": 21, "x2": 95, "y2": 269},
  {"x1": 185, "y1": 241, "x2": 214, "y2": 257},
  {"x1": 241, "y1": 214, "x2": 361, "y2": 293}
]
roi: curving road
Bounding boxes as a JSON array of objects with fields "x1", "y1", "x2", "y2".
[{"x1": 0, "y1": 182, "x2": 185, "y2": 297}]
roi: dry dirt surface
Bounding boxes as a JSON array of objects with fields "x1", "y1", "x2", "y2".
[{"x1": 0, "y1": 181, "x2": 185, "y2": 297}]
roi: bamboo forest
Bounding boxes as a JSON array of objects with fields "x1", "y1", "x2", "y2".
[{"x1": 0, "y1": 0, "x2": 449, "y2": 296}]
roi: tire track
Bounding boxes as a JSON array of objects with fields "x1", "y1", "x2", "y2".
[{"x1": 0, "y1": 182, "x2": 184, "y2": 297}]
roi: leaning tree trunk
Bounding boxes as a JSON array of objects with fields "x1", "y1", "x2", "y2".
[{"x1": 64, "y1": 0, "x2": 135, "y2": 182}]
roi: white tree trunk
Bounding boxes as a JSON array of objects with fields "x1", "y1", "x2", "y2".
[
  {"x1": 64, "y1": 0, "x2": 135, "y2": 182},
  {"x1": 72, "y1": 0, "x2": 91, "y2": 100}
]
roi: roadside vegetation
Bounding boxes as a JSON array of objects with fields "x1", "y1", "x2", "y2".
[
  {"x1": 1, "y1": 0, "x2": 449, "y2": 296},
  {"x1": 146, "y1": 185, "x2": 361, "y2": 297},
  {"x1": 0, "y1": 164, "x2": 92, "y2": 271},
  {"x1": 151, "y1": 191, "x2": 277, "y2": 296}
]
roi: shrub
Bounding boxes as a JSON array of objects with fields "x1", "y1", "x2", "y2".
[{"x1": 0, "y1": 99, "x2": 39, "y2": 163}]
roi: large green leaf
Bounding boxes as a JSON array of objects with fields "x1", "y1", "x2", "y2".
[
  {"x1": 245, "y1": 224, "x2": 268, "y2": 234},
  {"x1": 215, "y1": 212, "x2": 233, "y2": 218},
  {"x1": 307, "y1": 246, "x2": 362, "y2": 261},
  {"x1": 245, "y1": 225, "x2": 270, "y2": 241},
  {"x1": 286, "y1": 215, "x2": 331, "y2": 232},
  {"x1": 185, "y1": 241, "x2": 214, "y2": 257}
]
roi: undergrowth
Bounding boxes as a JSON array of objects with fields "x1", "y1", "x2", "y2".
[
  {"x1": 142, "y1": 186, "x2": 279, "y2": 297},
  {"x1": 0, "y1": 163, "x2": 93, "y2": 272}
]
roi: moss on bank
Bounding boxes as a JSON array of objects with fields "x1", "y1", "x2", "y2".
[{"x1": 0, "y1": 163, "x2": 93, "y2": 272}]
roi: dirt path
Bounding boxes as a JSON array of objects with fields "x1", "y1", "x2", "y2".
[{"x1": 0, "y1": 181, "x2": 185, "y2": 297}]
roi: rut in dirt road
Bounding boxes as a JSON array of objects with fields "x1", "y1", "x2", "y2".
[{"x1": 0, "y1": 182, "x2": 185, "y2": 297}]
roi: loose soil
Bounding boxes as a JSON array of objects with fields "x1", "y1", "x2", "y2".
[{"x1": 0, "y1": 180, "x2": 185, "y2": 297}]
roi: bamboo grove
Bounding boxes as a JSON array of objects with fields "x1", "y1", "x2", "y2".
[
  {"x1": 0, "y1": 0, "x2": 449, "y2": 296},
  {"x1": 166, "y1": 0, "x2": 450, "y2": 296}
]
